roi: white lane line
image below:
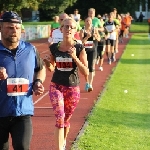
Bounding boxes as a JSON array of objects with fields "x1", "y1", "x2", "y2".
[
  {"x1": 40, "y1": 50, "x2": 49, "y2": 54},
  {"x1": 35, "y1": 107, "x2": 52, "y2": 109},
  {"x1": 33, "y1": 91, "x2": 49, "y2": 105}
]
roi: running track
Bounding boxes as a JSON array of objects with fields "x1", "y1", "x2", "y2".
[{"x1": 9, "y1": 35, "x2": 131, "y2": 150}]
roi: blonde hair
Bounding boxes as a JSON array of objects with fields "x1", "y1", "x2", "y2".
[
  {"x1": 88, "y1": 8, "x2": 95, "y2": 12},
  {"x1": 61, "y1": 17, "x2": 77, "y2": 29}
]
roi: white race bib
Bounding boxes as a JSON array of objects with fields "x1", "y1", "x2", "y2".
[
  {"x1": 84, "y1": 41, "x2": 93, "y2": 48},
  {"x1": 7, "y1": 78, "x2": 29, "y2": 96},
  {"x1": 56, "y1": 57, "x2": 73, "y2": 71}
]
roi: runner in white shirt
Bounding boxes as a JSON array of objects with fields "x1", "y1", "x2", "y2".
[
  {"x1": 48, "y1": 13, "x2": 68, "y2": 46},
  {"x1": 103, "y1": 12, "x2": 119, "y2": 64}
]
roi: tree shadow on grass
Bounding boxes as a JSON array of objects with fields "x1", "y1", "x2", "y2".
[{"x1": 120, "y1": 59, "x2": 149, "y2": 64}]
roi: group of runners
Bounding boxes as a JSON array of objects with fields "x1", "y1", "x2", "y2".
[
  {"x1": 0, "y1": 8, "x2": 133, "y2": 150},
  {"x1": 47, "y1": 8, "x2": 133, "y2": 93},
  {"x1": 44, "y1": 7, "x2": 133, "y2": 150}
]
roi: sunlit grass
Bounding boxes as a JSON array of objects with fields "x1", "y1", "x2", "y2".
[{"x1": 71, "y1": 34, "x2": 150, "y2": 150}]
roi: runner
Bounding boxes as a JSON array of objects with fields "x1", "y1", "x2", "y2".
[
  {"x1": 80, "y1": 16, "x2": 100, "y2": 92},
  {"x1": 72, "y1": 9, "x2": 81, "y2": 25},
  {"x1": 48, "y1": 13, "x2": 68, "y2": 46},
  {"x1": 113, "y1": 13, "x2": 121, "y2": 54},
  {"x1": 0, "y1": 11, "x2": 46, "y2": 150},
  {"x1": 44, "y1": 17, "x2": 89, "y2": 150},
  {"x1": 103, "y1": 12, "x2": 119, "y2": 64},
  {"x1": 88, "y1": 8, "x2": 104, "y2": 69},
  {"x1": 51, "y1": 15, "x2": 60, "y2": 31},
  {"x1": 96, "y1": 16, "x2": 106, "y2": 71},
  {"x1": 123, "y1": 12, "x2": 133, "y2": 38},
  {"x1": 119, "y1": 14, "x2": 126, "y2": 43}
]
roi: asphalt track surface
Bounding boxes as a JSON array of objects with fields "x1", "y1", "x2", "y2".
[{"x1": 9, "y1": 36, "x2": 131, "y2": 150}]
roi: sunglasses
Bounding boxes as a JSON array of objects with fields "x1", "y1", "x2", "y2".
[
  {"x1": 60, "y1": 19, "x2": 64, "y2": 21},
  {"x1": 62, "y1": 25, "x2": 76, "y2": 30}
]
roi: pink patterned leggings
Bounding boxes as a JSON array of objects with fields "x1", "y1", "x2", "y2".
[{"x1": 49, "y1": 82, "x2": 80, "y2": 128}]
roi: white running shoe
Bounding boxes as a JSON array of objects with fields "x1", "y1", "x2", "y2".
[{"x1": 99, "y1": 66, "x2": 103, "y2": 71}]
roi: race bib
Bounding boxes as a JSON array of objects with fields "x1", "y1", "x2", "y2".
[
  {"x1": 84, "y1": 41, "x2": 93, "y2": 48},
  {"x1": 56, "y1": 57, "x2": 73, "y2": 71},
  {"x1": 7, "y1": 78, "x2": 29, "y2": 96}
]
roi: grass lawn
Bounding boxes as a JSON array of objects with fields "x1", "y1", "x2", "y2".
[
  {"x1": 23, "y1": 21, "x2": 149, "y2": 33},
  {"x1": 71, "y1": 34, "x2": 150, "y2": 150}
]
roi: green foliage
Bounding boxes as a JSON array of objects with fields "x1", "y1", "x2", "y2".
[
  {"x1": 0, "y1": 0, "x2": 41, "y2": 11},
  {"x1": 39, "y1": 0, "x2": 77, "y2": 20},
  {"x1": 0, "y1": 0, "x2": 149, "y2": 21},
  {"x1": 65, "y1": 0, "x2": 147, "y2": 19}
]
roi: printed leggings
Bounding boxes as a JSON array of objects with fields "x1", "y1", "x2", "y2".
[{"x1": 49, "y1": 82, "x2": 80, "y2": 128}]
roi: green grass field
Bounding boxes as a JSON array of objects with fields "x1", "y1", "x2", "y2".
[
  {"x1": 23, "y1": 21, "x2": 149, "y2": 33},
  {"x1": 71, "y1": 34, "x2": 150, "y2": 150}
]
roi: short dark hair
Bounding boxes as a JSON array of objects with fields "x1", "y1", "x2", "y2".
[{"x1": 74, "y1": 9, "x2": 78, "y2": 11}]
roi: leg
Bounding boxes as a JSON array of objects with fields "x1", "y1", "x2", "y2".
[
  {"x1": 115, "y1": 31, "x2": 119, "y2": 53},
  {"x1": 98, "y1": 39, "x2": 105, "y2": 71},
  {"x1": 88, "y1": 49, "x2": 96, "y2": 91},
  {"x1": 110, "y1": 40, "x2": 116, "y2": 62},
  {"x1": 0, "y1": 118, "x2": 10, "y2": 150},
  {"x1": 63, "y1": 86, "x2": 80, "y2": 148},
  {"x1": 84, "y1": 50, "x2": 90, "y2": 91},
  {"x1": 105, "y1": 39, "x2": 111, "y2": 64},
  {"x1": 49, "y1": 83, "x2": 65, "y2": 150},
  {"x1": 11, "y1": 116, "x2": 32, "y2": 150}
]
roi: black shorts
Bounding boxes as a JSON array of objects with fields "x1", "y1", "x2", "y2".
[{"x1": 105, "y1": 39, "x2": 116, "y2": 46}]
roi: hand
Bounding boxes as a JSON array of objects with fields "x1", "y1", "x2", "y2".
[
  {"x1": 68, "y1": 47, "x2": 76, "y2": 59},
  {"x1": 43, "y1": 54, "x2": 50, "y2": 61},
  {"x1": 33, "y1": 81, "x2": 44, "y2": 96},
  {"x1": 43, "y1": 55, "x2": 51, "y2": 68},
  {"x1": 86, "y1": 32, "x2": 92, "y2": 38},
  {"x1": 93, "y1": 33, "x2": 97, "y2": 39},
  {"x1": 0, "y1": 67, "x2": 8, "y2": 80}
]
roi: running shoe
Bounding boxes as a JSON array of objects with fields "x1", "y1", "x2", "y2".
[
  {"x1": 115, "y1": 49, "x2": 118, "y2": 53},
  {"x1": 108, "y1": 58, "x2": 111, "y2": 65},
  {"x1": 88, "y1": 84, "x2": 93, "y2": 92},
  {"x1": 85, "y1": 83, "x2": 89, "y2": 92},
  {"x1": 112, "y1": 55, "x2": 116, "y2": 62},
  {"x1": 99, "y1": 66, "x2": 103, "y2": 71},
  {"x1": 63, "y1": 145, "x2": 66, "y2": 150}
]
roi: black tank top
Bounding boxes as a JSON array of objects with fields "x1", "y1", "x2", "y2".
[
  {"x1": 50, "y1": 42, "x2": 84, "y2": 86},
  {"x1": 82, "y1": 26, "x2": 98, "y2": 50}
]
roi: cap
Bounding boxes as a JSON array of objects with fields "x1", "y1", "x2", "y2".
[{"x1": 0, "y1": 11, "x2": 22, "y2": 24}]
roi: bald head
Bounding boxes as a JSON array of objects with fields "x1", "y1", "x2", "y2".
[{"x1": 59, "y1": 13, "x2": 68, "y2": 22}]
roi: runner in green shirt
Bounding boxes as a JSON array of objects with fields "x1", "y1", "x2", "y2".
[{"x1": 51, "y1": 16, "x2": 60, "y2": 29}]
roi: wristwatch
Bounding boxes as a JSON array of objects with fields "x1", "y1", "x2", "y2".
[{"x1": 32, "y1": 79, "x2": 43, "y2": 87}]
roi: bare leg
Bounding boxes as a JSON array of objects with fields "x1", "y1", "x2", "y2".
[
  {"x1": 64, "y1": 127, "x2": 70, "y2": 147},
  {"x1": 55, "y1": 127, "x2": 64, "y2": 150}
]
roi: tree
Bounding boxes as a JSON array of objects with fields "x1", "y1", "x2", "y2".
[
  {"x1": 39, "y1": 0, "x2": 77, "y2": 20},
  {"x1": 0, "y1": 0, "x2": 42, "y2": 11}
]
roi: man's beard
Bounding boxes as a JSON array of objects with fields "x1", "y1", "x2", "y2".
[{"x1": 6, "y1": 37, "x2": 19, "y2": 43}]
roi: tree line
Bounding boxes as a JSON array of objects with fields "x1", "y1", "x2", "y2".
[{"x1": 0, "y1": 0, "x2": 149, "y2": 21}]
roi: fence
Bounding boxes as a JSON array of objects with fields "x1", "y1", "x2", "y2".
[{"x1": 21, "y1": 25, "x2": 51, "y2": 41}]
